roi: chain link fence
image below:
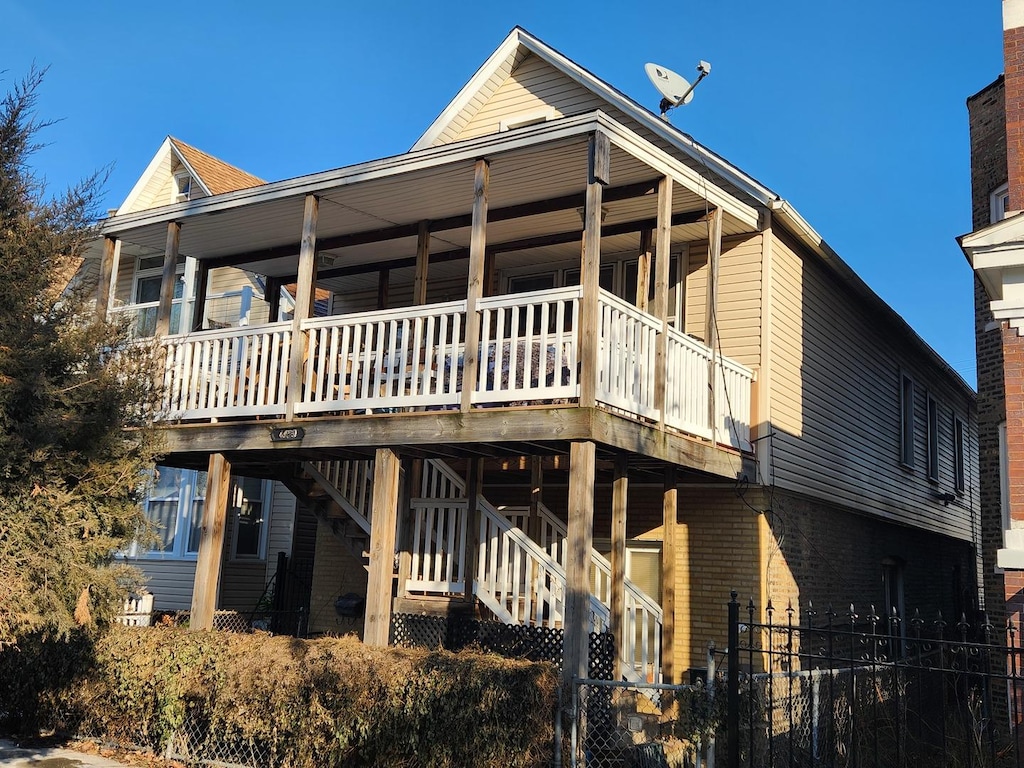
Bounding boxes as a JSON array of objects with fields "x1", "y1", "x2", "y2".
[
  {"x1": 573, "y1": 677, "x2": 719, "y2": 768},
  {"x1": 163, "y1": 712, "x2": 271, "y2": 768}
]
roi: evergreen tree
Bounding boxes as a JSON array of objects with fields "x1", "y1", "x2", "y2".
[{"x1": 0, "y1": 69, "x2": 162, "y2": 646}]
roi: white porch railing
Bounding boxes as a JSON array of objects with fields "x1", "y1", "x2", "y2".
[
  {"x1": 161, "y1": 321, "x2": 292, "y2": 420},
  {"x1": 155, "y1": 287, "x2": 752, "y2": 451}
]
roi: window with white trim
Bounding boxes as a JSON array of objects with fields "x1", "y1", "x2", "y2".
[
  {"x1": 174, "y1": 171, "x2": 194, "y2": 203},
  {"x1": 926, "y1": 394, "x2": 939, "y2": 482},
  {"x1": 132, "y1": 255, "x2": 185, "y2": 337},
  {"x1": 131, "y1": 468, "x2": 268, "y2": 561},
  {"x1": 991, "y1": 183, "x2": 1011, "y2": 224},
  {"x1": 899, "y1": 372, "x2": 915, "y2": 468}
]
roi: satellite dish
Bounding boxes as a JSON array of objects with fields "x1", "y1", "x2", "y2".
[{"x1": 645, "y1": 60, "x2": 712, "y2": 120}]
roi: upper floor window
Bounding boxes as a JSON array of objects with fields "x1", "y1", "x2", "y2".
[
  {"x1": 131, "y1": 255, "x2": 185, "y2": 336},
  {"x1": 899, "y1": 372, "x2": 915, "y2": 468},
  {"x1": 926, "y1": 394, "x2": 939, "y2": 482},
  {"x1": 953, "y1": 415, "x2": 966, "y2": 494},
  {"x1": 991, "y1": 183, "x2": 1011, "y2": 224},
  {"x1": 174, "y1": 171, "x2": 193, "y2": 203}
]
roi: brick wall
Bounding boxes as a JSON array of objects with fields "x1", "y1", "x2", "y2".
[{"x1": 307, "y1": 519, "x2": 368, "y2": 637}]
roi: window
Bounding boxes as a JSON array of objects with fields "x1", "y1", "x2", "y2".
[
  {"x1": 174, "y1": 171, "x2": 193, "y2": 203},
  {"x1": 991, "y1": 183, "x2": 1011, "y2": 224},
  {"x1": 953, "y1": 416, "x2": 966, "y2": 493},
  {"x1": 230, "y1": 476, "x2": 269, "y2": 560},
  {"x1": 132, "y1": 255, "x2": 185, "y2": 336},
  {"x1": 900, "y1": 373, "x2": 915, "y2": 468},
  {"x1": 881, "y1": 557, "x2": 906, "y2": 656},
  {"x1": 133, "y1": 468, "x2": 268, "y2": 561},
  {"x1": 926, "y1": 394, "x2": 939, "y2": 482}
]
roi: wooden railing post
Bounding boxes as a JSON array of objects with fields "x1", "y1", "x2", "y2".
[
  {"x1": 579, "y1": 132, "x2": 609, "y2": 408},
  {"x1": 190, "y1": 453, "x2": 232, "y2": 630},
  {"x1": 462, "y1": 458, "x2": 483, "y2": 601},
  {"x1": 155, "y1": 222, "x2": 180, "y2": 337},
  {"x1": 286, "y1": 194, "x2": 319, "y2": 420},
  {"x1": 191, "y1": 260, "x2": 210, "y2": 332},
  {"x1": 461, "y1": 159, "x2": 490, "y2": 412},
  {"x1": 653, "y1": 177, "x2": 673, "y2": 428},
  {"x1": 365, "y1": 447, "x2": 401, "y2": 647}
]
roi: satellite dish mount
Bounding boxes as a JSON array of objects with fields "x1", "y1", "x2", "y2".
[{"x1": 645, "y1": 61, "x2": 712, "y2": 120}]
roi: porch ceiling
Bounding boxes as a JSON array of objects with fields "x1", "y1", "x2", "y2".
[{"x1": 102, "y1": 112, "x2": 760, "y2": 280}]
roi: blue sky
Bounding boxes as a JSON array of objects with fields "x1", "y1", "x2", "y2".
[{"x1": 2, "y1": 0, "x2": 1002, "y2": 386}]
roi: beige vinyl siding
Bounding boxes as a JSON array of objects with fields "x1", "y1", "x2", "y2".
[
  {"x1": 266, "y1": 481, "x2": 297, "y2": 573},
  {"x1": 122, "y1": 154, "x2": 173, "y2": 214},
  {"x1": 767, "y1": 230, "x2": 978, "y2": 540},
  {"x1": 442, "y1": 53, "x2": 750, "y2": 203},
  {"x1": 134, "y1": 559, "x2": 197, "y2": 612},
  {"x1": 683, "y1": 234, "x2": 763, "y2": 368}
]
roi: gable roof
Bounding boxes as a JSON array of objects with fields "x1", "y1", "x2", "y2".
[
  {"x1": 169, "y1": 138, "x2": 265, "y2": 195},
  {"x1": 116, "y1": 137, "x2": 264, "y2": 215}
]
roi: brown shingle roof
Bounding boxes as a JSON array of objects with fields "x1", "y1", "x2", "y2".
[{"x1": 169, "y1": 137, "x2": 265, "y2": 194}]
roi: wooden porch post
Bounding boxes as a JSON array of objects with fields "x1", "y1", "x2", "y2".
[
  {"x1": 564, "y1": 440, "x2": 596, "y2": 692},
  {"x1": 461, "y1": 159, "x2": 489, "y2": 412},
  {"x1": 661, "y1": 464, "x2": 678, "y2": 683},
  {"x1": 579, "y1": 131, "x2": 610, "y2": 408},
  {"x1": 286, "y1": 194, "x2": 319, "y2": 420},
  {"x1": 191, "y1": 260, "x2": 210, "y2": 332},
  {"x1": 266, "y1": 277, "x2": 282, "y2": 322},
  {"x1": 705, "y1": 207, "x2": 723, "y2": 442},
  {"x1": 365, "y1": 447, "x2": 402, "y2": 647},
  {"x1": 190, "y1": 453, "x2": 232, "y2": 631},
  {"x1": 413, "y1": 220, "x2": 430, "y2": 305},
  {"x1": 155, "y1": 222, "x2": 180, "y2": 337},
  {"x1": 653, "y1": 177, "x2": 673, "y2": 428},
  {"x1": 377, "y1": 268, "x2": 390, "y2": 310},
  {"x1": 635, "y1": 229, "x2": 653, "y2": 312},
  {"x1": 610, "y1": 454, "x2": 629, "y2": 680},
  {"x1": 462, "y1": 458, "x2": 483, "y2": 602},
  {"x1": 397, "y1": 458, "x2": 422, "y2": 598},
  {"x1": 96, "y1": 237, "x2": 117, "y2": 321},
  {"x1": 528, "y1": 456, "x2": 543, "y2": 545}
]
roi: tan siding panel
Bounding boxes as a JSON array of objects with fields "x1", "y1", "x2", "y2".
[
  {"x1": 132, "y1": 559, "x2": 197, "y2": 612},
  {"x1": 767, "y1": 231, "x2": 976, "y2": 540}
]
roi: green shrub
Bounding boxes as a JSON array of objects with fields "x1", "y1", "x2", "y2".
[{"x1": 0, "y1": 626, "x2": 558, "y2": 767}]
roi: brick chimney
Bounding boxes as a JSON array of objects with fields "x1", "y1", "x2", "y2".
[{"x1": 1006, "y1": 0, "x2": 1024, "y2": 210}]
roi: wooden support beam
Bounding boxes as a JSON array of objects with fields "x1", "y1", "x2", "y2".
[
  {"x1": 610, "y1": 454, "x2": 629, "y2": 680},
  {"x1": 377, "y1": 267, "x2": 390, "y2": 310},
  {"x1": 104, "y1": 237, "x2": 122, "y2": 320},
  {"x1": 365, "y1": 447, "x2": 402, "y2": 646},
  {"x1": 705, "y1": 206, "x2": 723, "y2": 443},
  {"x1": 635, "y1": 229, "x2": 653, "y2": 312},
  {"x1": 96, "y1": 237, "x2": 117, "y2": 321},
  {"x1": 204, "y1": 180, "x2": 661, "y2": 270},
  {"x1": 266, "y1": 276, "x2": 282, "y2": 322},
  {"x1": 461, "y1": 159, "x2": 489, "y2": 412},
  {"x1": 286, "y1": 195, "x2": 319, "y2": 420},
  {"x1": 462, "y1": 458, "x2": 483, "y2": 602},
  {"x1": 579, "y1": 133, "x2": 609, "y2": 408},
  {"x1": 397, "y1": 457, "x2": 420, "y2": 598},
  {"x1": 653, "y1": 178, "x2": 673, "y2": 427},
  {"x1": 191, "y1": 260, "x2": 210, "y2": 332},
  {"x1": 413, "y1": 221, "x2": 430, "y2": 305},
  {"x1": 661, "y1": 464, "x2": 678, "y2": 683},
  {"x1": 190, "y1": 453, "x2": 232, "y2": 630},
  {"x1": 155, "y1": 222, "x2": 180, "y2": 336},
  {"x1": 564, "y1": 440, "x2": 596, "y2": 692},
  {"x1": 528, "y1": 456, "x2": 543, "y2": 546}
]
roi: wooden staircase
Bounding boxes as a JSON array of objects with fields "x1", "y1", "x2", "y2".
[{"x1": 283, "y1": 456, "x2": 663, "y2": 684}]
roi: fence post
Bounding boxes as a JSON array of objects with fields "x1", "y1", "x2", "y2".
[{"x1": 728, "y1": 591, "x2": 740, "y2": 768}]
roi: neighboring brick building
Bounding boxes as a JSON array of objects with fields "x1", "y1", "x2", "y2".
[{"x1": 962, "y1": 0, "x2": 1024, "y2": 627}]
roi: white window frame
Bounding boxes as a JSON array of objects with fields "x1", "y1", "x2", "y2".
[
  {"x1": 174, "y1": 171, "x2": 194, "y2": 203},
  {"x1": 991, "y1": 183, "x2": 1011, "y2": 224},
  {"x1": 229, "y1": 478, "x2": 271, "y2": 561},
  {"x1": 130, "y1": 466, "x2": 206, "y2": 560},
  {"x1": 128, "y1": 254, "x2": 188, "y2": 336}
]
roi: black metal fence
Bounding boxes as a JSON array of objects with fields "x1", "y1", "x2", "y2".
[{"x1": 724, "y1": 592, "x2": 1024, "y2": 768}]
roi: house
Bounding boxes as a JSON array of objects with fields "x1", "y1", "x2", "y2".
[
  {"x1": 95, "y1": 27, "x2": 979, "y2": 686},
  {"x1": 961, "y1": 0, "x2": 1024, "y2": 629},
  {"x1": 100, "y1": 137, "x2": 317, "y2": 619}
]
